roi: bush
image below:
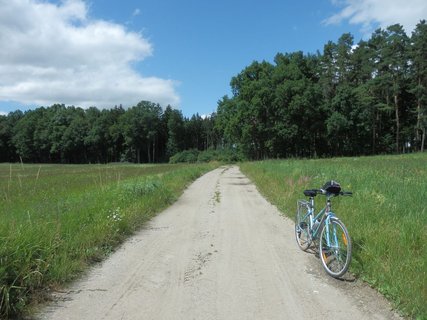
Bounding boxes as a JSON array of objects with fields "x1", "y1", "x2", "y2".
[
  {"x1": 197, "y1": 149, "x2": 219, "y2": 162},
  {"x1": 169, "y1": 149, "x2": 199, "y2": 163},
  {"x1": 169, "y1": 148, "x2": 245, "y2": 163}
]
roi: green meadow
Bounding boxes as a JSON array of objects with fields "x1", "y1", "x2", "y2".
[
  {"x1": 0, "y1": 162, "x2": 217, "y2": 318},
  {"x1": 240, "y1": 153, "x2": 427, "y2": 319}
]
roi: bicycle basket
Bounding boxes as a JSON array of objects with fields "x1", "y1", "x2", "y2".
[{"x1": 322, "y1": 180, "x2": 341, "y2": 194}]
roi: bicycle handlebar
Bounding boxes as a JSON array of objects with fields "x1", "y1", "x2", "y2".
[{"x1": 303, "y1": 189, "x2": 353, "y2": 197}]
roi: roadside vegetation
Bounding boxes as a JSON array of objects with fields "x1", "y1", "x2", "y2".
[
  {"x1": 0, "y1": 162, "x2": 217, "y2": 318},
  {"x1": 240, "y1": 153, "x2": 427, "y2": 319},
  {"x1": 169, "y1": 148, "x2": 244, "y2": 164}
]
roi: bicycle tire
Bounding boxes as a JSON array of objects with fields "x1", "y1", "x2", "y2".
[
  {"x1": 319, "y1": 218, "x2": 352, "y2": 278},
  {"x1": 295, "y1": 200, "x2": 311, "y2": 251}
]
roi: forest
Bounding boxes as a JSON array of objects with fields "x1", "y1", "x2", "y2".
[
  {"x1": 216, "y1": 21, "x2": 427, "y2": 159},
  {"x1": 0, "y1": 103, "x2": 219, "y2": 163},
  {"x1": 0, "y1": 21, "x2": 426, "y2": 163}
]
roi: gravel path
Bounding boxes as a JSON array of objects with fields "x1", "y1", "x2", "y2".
[{"x1": 37, "y1": 166, "x2": 401, "y2": 320}]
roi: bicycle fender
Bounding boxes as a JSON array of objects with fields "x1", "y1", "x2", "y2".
[{"x1": 327, "y1": 212, "x2": 338, "y2": 220}]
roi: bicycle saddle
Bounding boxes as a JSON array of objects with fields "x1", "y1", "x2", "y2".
[{"x1": 303, "y1": 189, "x2": 318, "y2": 197}]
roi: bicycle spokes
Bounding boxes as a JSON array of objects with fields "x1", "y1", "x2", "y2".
[
  {"x1": 319, "y1": 219, "x2": 352, "y2": 278},
  {"x1": 296, "y1": 222, "x2": 310, "y2": 249},
  {"x1": 295, "y1": 201, "x2": 312, "y2": 251}
]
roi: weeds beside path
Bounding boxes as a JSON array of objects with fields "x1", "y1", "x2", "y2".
[{"x1": 0, "y1": 163, "x2": 217, "y2": 318}]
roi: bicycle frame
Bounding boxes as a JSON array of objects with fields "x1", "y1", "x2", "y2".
[{"x1": 300, "y1": 196, "x2": 336, "y2": 239}]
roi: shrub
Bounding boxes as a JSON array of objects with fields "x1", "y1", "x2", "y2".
[
  {"x1": 169, "y1": 148, "x2": 245, "y2": 163},
  {"x1": 169, "y1": 149, "x2": 199, "y2": 163}
]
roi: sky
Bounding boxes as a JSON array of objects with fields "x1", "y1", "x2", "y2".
[{"x1": 0, "y1": 0, "x2": 426, "y2": 118}]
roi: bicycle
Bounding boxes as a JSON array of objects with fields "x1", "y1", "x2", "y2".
[{"x1": 294, "y1": 180, "x2": 352, "y2": 278}]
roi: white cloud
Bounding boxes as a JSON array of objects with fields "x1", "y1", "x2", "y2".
[
  {"x1": 0, "y1": 0, "x2": 180, "y2": 108},
  {"x1": 0, "y1": 111, "x2": 7, "y2": 116},
  {"x1": 325, "y1": 0, "x2": 427, "y2": 34}
]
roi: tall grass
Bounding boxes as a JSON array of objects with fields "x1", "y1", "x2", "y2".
[
  {"x1": 240, "y1": 153, "x2": 426, "y2": 320},
  {"x1": 0, "y1": 163, "x2": 217, "y2": 318}
]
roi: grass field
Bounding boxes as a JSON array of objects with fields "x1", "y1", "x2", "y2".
[
  {"x1": 0, "y1": 162, "x2": 218, "y2": 318},
  {"x1": 1, "y1": 155, "x2": 426, "y2": 319},
  {"x1": 240, "y1": 153, "x2": 427, "y2": 319}
]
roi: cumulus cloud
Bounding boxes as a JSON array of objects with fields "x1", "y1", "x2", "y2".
[
  {"x1": 0, "y1": 0, "x2": 180, "y2": 108},
  {"x1": 325, "y1": 0, "x2": 427, "y2": 34}
]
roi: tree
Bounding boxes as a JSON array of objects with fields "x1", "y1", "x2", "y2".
[
  {"x1": 273, "y1": 52, "x2": 324, "y2": 157},
  {"x1": 0, "y1": 115, "x2": 8, "y2": 162},
  {"x1": 319, "y1": 41, "x2": 338, "y2": 101},
  {"x1": 0, "y1": 111, "x2": 22, "y2": 162},
  {"x1": 121, "y1": 101, "x2": 162, "y2": 163},
  {"x1": 371, "y1": 25, "x2": 410, "y2": 153},
  {"x1": 229, "y1": 60, "x2": 275, "y2": 159},
  {"x1": 12, "y1": 110, "x2": 41, "y2": 161},
  {"x1": 61, "y1": 107, "x2": 88, "y2": 163},
  {"x1": 141, "y1": 102, "x2": 162, "y2": 163},
  {"x1": 410, "y1": 20, "x2": 427, "y2": 151},
  {"x1": 215, "y1": 95, "x2": 241, "y2": 148},
  {"x1": 336, "y1": 33, "x2": 354, "y2": 84},
  {"x1": 107, "y1": 106, "x2": 126, "y2": 162},
  {"x1": 202, "y1": 114, "x2": 219, "y2": 150},
  {"x1": 46, "y1": 104, "x2": 75, "y2": 162},
  {"x1": 165, "y1": 107, "x2": 185, "y2": 158},
  {"x1": 185, "y1": 114, "x2": 204, "y2": 150},
  {"x1": 349, "y1": 40, "x2": 373, "y2": 85},
  {"x1": 368, "y1": 28, "x2": 397, "y2": 153},
  {"x1": 84, "y1": 107, "x2": 104, "y2": 162}
]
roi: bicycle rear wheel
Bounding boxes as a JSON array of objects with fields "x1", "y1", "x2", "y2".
[
  {"x1": 295, "y1": 200, "x2": 311, "y2": 251},
  {"x1": 319, "y1": 218, "x2": 351, "y2": 278}
]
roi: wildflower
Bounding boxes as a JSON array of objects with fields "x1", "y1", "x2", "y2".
[{"x1": 108, "y1": 207, "x2": 122, "y2": 222}]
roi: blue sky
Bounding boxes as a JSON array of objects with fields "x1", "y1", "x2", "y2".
[{"x1": 0, "y1": 0, "x2": 426, "y2": 117}]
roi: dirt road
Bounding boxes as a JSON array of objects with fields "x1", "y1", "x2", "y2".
[{"x1": 38, "y1": 166, "x2": 401, "y2": 320}]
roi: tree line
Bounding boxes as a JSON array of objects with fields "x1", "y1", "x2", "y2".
[
  {"x1": 0, "y1": 102, "x2": 219, "y2": 163},
  {"x1": 216, "y1": 21, "x2": 427, "y2": 159},
  {"x1": 1, "y1": 21, "x2": 426, "y2": 163}
]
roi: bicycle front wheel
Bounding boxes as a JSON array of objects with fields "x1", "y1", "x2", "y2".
[
  {"x1": 319, "y1": 218, "x2": 352, "y2": 278},
  {"x1": 295, "y1": 200, "x2": 311, "y2": 251}
]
